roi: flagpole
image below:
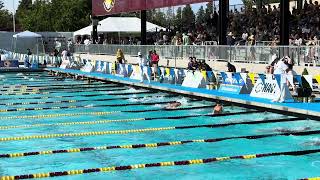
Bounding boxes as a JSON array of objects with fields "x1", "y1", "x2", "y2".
[{"x1": 13, "y1": 0, "x2": 16, "y2": 32}]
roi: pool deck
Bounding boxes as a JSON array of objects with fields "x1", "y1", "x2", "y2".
[{"x1": 45, "y1": 67, "x2": 320, "y2": 119}]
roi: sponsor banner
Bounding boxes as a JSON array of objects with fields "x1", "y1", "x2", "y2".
[
  {"x1": 250, "y1": 79, "x2": 281, "y2": 100},
  {"x1": 0, "y1": 60, "x2": 19, "y2": 68},
  {"x1": 221, "y1": 72, "x2": 245, "y2": 86},
  {"x1": 219, "y1": 84, "x2": 243, "y2": 94},
  {"x1": 93, "y1": 0, "x2": 210, "y2": 16},
  {"x1": 182, "y1": 71, "x2": 207, "y2": 88}
]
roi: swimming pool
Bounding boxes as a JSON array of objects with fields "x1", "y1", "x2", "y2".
[{"x1": 0, "y1": 72, "x2": 319, "y2": 180}]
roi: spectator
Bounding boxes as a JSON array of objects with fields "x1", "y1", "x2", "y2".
[
  {"x1": 227, "y1": 62, "x2": 236, "y2": 72},
  {"x1": 116, "y1": 49, "x2": 125, "y2": 64},
  {"x1": 146, "y1": 50, "x2": 153, "y2": 67},
  {"x1": 61, "y1": 49, "x2": 68, "y2": 61},
  {"x1": 151, "y1": 50, "x2": 160, "y2": 80},
  {"x1": 182, "y1": 33, "x2": 190, "y2": 45}
]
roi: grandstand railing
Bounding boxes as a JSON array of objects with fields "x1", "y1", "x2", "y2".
[{"x1": 74, "y1": 44, "x2": 320, "y2": 67}]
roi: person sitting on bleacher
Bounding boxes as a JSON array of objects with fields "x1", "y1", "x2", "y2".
[
  {"x1": 199, "y1": 60, "x2": 212, "y2": 71},
  {"x1": 116, "y1": 49, "x2": 125, "y2": 64},
  {"x1": 227, "y1": 62, "x2": 236, "y2": 72}
]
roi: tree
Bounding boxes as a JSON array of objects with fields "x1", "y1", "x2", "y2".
[
  {"x1": 196, "y1": 6, "x2": 205, "y2": 25},
  {"x1": 152, "y1": 9, "x2": 166, "y2": 27},
  {"x1": 242, "y1": 0, "x2": 254, "y2": 9},
  {"x1": 165, "y1": 7, "x2": 174, "y2": 28},
  {"x1": 174, "y1": 7, "x2": 182, "y2": 30},
  {"x1": 205, "y1": 2, "x2": 213, "y2": 21},
  {"x1": 0, "y1": 0, "x2": 13, "y2": 31},
  {"x1": 16, "y1": 0, "x2": 91, "y2": 32},
  {"x1": 181, "y1": 5, "x2": 195, "y2": 31}
]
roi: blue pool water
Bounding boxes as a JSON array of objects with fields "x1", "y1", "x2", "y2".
[{"x1": 0, "y1": 72, "x2": 319, "y2": 179}]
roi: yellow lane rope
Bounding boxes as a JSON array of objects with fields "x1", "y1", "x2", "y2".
[
  {"x1": 0, "y1": 127, "x2": 176, "y2": 142},
  {"x1": 1, "y1": 149, "x2": 319, "y2": 179},
  {"x1": 0, "y1": 111, "x2": 118, "y2": 120}
]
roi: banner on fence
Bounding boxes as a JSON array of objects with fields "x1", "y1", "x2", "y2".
[
  {"x1": 92, "y1": 0, "x2": 211, "y2": 16},
  {"x1": 0, "y1": 60, "x2": 19, "y2": 68}
]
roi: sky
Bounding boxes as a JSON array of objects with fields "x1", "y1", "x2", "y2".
[{"x1": 2, "y1": 0, "x2": 243, "y2": 13}]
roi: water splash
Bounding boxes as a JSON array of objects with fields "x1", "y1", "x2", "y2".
[{"x1": 84, "y1": 104, "x2": 95, "y2": 108}]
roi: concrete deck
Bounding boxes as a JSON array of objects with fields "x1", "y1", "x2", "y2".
[{"x1": 46, "y1": 67, "x2": 320, "y2": 119}]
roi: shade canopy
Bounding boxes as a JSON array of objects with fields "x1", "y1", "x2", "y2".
[
  {"x1": 74, "y1": 17, "x2": 166, "y2": 36},
  {"x1": 13, "y1": 31, "x2": 42, "y2": 38}
]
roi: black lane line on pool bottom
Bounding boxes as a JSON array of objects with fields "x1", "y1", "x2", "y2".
[
  {"x1": 0, "y1": 100, "x2": 202, "y2": 113},
  {"x1": 0, "y1": 94, "x2": 178, "y2": 106},
  {"x1": 0, "y1": 84, "x2": 122, "y2": 92},
  {"x1": 0, "y1": 87, "x2": 129, "y2": 96},
  {"x1": 2, "y1": 149, "x2": 320, "y2": 179},
  {"x1": 0, "y1": 123, "x2": 316, "y2": 159},
  {"x1": 0, "y1": 91, "x2": 156, "y2": 101}
]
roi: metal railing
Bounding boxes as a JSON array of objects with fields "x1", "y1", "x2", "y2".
[{"x1": 74, "y1": 44, "x2": 320, "y2": 66}]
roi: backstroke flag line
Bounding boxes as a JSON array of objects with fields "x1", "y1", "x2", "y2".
[{"x1": 92, "y1": 0, "x2": 211, "y2": 16}]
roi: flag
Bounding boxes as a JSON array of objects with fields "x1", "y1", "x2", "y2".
[
  {"x1": 201, "y1": 71, "x2": 207, "y2": 81},
  {"x1": 165, "y1": 68, "x2": 170, "y2": 77},
  {"x1": 234, "y1": 73, "x2": 242, "y2": 84},
  {"x1": 248, "y1": 73, "x2": 256, "y2": 84},
  {"x1": 258, "y1": 74, "x2": 266, "y2": 85},
  {"x1": 170, "y1": 68, "x2": 175, "y2": 77},
  {"x1": 134, "y1": 65, "x2": 140, "y2": 74},
  {"x1": 303, "y1": 75, "x2": 313, "y2": 90},
  {"x1": 315, "y1": 75, "x2": 320, "y2": 85},
  {"x1": 240, "y1": 73, "x2": 248, "y2": 84},
  {"x1": 220, "y1": 72, "x2": 227, "y2": 83},
  {"x1": 207, "y1": 71, "x2": 213, "y2": 80}
]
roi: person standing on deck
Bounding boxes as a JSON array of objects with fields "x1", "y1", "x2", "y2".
[
  {"x1": 137, "y1": 52, "x2": 149, "y2": 83},
  {"x1": 151, "y1": 50, "x2": 160, "y2": 80}
]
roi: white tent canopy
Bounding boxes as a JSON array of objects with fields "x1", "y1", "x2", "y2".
[
  {"x1": 74, "y1": 17, "x2": 166, "y2": 36},
  {"x1": 12, "y1": 31, "x2": 45, "y2": 56},
  {"x1": 13, "y1": 31, "x2": 42, "y2": 38}
]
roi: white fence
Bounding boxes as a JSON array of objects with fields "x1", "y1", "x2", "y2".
[{"x1": 74, "y1": 44, "x2": 320, "y2": 67}]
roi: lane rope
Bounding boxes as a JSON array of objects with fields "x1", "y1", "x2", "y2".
[
  {"x1": 0, "y1": 111, "x2": 118, "y2": 120},
  {"x1": 0, "y1": 82, "x2": 103, "y2": 89},
  {"x1": 0, "y1": 104, "x2": 216, "y2": 120},
  {"x1": 0, "y1": 105, "x2": 216, "y2": 130},
  {"x1": 1, "y1": 149, "x2": 320, "y2": 179},
  {"x1": 301, "y1": 177, "x2": 320, "y2": 180},
  {"x1": 0, "y1": 100, "x2": 184, "y2": 113},
  {"x1": 0, "y1": 91, "x2": 154, "y2": 101},
  {"x1": 0, "y1": 87, "x2": 128, "y2": 96},
  {"x1": 0, "y1": 125, "x2": 315, "y2": 159},
  {"x1": 0, "y1": 84, "x2": 122, "y2": 92},
  {"x1": 0, "y1": 115, "x2": 303, "y2": 142},
  {"x1": 0, "y1": 94, "x2": 176, "y2": 106}
]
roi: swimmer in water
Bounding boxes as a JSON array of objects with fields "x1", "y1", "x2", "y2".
[
  {"x1": 274, "y1": 127, "x2": 311, "y2": 133},
  {"x1": 54, "y1": 76, "x2": 65, "y2": 81},
  {"x1": 165, "y1": 102, "x2": 182, "y2": 109},
  {"x1": 258, "y1": 127, "x2": 311, "y2": 133},
  {"x1": 213, "y1": 103, "x2": 223, "y2": 114}
]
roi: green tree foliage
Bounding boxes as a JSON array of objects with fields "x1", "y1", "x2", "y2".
[
  {"x1": 16, "y1": 0, "x2": 91, "y2": 32},
  {"x1": 196, "y1": 6, "x2": 205, "y2": 25},
  {"x1": 0, "y1": 0, "x2": 13, "y2": 31},
  {"x1": 174, "y1": 7, "x2": 182, "y2": 30},
  {"x1": 205, "y1": 2, "x2": 213, "y2": 21},
  {"x1": 181, "y1": 4, "x2": 195, "y2": 31}
]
